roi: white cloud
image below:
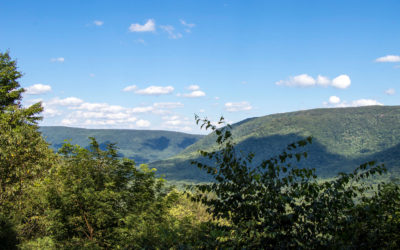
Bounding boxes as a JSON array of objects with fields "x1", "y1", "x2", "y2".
[
  {"x1": 325, "y1": 97, "x2": 383, "y2": 108},
  {"x1": 331, "y1": 75, "x2": 351, "y2": 89},
  {"x1": 129, "y1": 106, "x2": 154, "y2": 113},
  {"x1": 351, "y1": 99, "x2": 383, "y2": 106},
  {"x1": 45, "y1": 97, "x2": 186, "y2": 129},
  {"x1": 48, "y1": 97, "x2": 83, "y2": 106},
  {"x1": 180, "y1": 85, "x2": 206, "y2": 98},
  {"x1": 123, "y1": 85, "x2": 137, "y2": 92},
  {"x1": 328, "y1": 96, "x2": 341, "y2": 104},
  {"x1": 42, "y1": 106, "x2": 61, "y2": 117},
  {"x1": 93, "y1": 20, "x2": 104, "y2": 26},
  {"x1": 136, "y1": 119, "x2": 151, "y2": 127},
  {"x1": 161, "y1": 115, "x2": 192, "y2": 131},
  {"x1": 160, "y1": 25, "x2": 182, "y2": 39},
  {"x1": 187, "y1": 85, "x2": 200, "y2": 91},
  {"x1": 275, "y1": 74, "x2": 316, "y2": 87},
  {"x1": 25, "y1": 84, "x2": 52, "y2": 95},
  {"x1": 317, "y1": 75, "x2": 330, "y2": 86},
  {"x1": 50, "y1": 57, "x2": 64, "y2": 63},
  {"x1": 225, "y1": 101, "x2": 252, "y2": 112},
  {"x1": 375, "y1": 55, "x2": 400, "y2": 63},
  {"x1": 183, "y1": 90, "x2": 206, "y2": 98},
  {"x1": 135, "y1": 86, "x2": 174, "y2": 95},
  {"x1": 129, "y1": 19, "x2": 155, "y2": 32},
  {"x1": 276, "y1": 74, "x2": 351, "y2": 89},
  {"x1": 385, "y1": 88, "x2": 395, "y2": 95}
]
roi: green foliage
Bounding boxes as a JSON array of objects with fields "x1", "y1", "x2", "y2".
[
  {"x1": 0, "y1": 51, "x2": 24, "y2": 109},
  {"x1": 38, "y1": 138, "x2": 169, "y2": 248},
  {"x1": 192, "y1": 115, "x2": 400, "y2": 248}
]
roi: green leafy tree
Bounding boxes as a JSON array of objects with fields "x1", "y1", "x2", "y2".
[
  {"x1": 0, "y1": 51, "x2": 24, "y2": 109},
  {"x1": 37, "y1": 138, "x2": 171, "y2": 248},
  {"x1": 0, "y1": 52, "x2": 54, "y2": 247},
  {"x1": 192, "y1": 115, "x2": 398, "y2": 248}
]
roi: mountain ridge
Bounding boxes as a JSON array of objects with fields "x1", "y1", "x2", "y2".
[
  {"x1": 39, "y1": 126, "x2": 204, "y2": 164},
  {"x1": 150, "y1": 105, "x2": 400, "y2": 182}
]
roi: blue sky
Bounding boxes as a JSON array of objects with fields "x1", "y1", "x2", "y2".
[{"x1": 1, "y1": 0, "x2": 399, "y2": 134}]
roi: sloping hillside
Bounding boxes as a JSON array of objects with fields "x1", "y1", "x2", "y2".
[
  {"x1": 150, "y1": 106, "x2": 400, "y2": 182},
  {"x1": 40, "y1": 127, "x2": 204, "y2": 164}
]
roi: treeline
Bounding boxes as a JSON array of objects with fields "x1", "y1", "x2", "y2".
[{"x1": 1, "y1": 51, "x2": 400, "y2": 249}]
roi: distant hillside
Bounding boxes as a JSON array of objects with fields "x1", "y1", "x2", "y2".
[
  {"x1": 39, "y1": 127, "x2": 204, "y2": 164},
  {"x1": 150, "y1": 106, "x2": 400, "y2": 182}
]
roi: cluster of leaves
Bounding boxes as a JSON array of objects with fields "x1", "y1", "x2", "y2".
[{"x1": 192, "y1": 115, "x2": 400, "y2": 248}]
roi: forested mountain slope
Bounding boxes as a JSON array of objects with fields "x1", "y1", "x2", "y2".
[
  {"x1": 40, "y1": 126, "x2": 204, "y2": 164},
  {"x1": 150, "y1": 106, "x2": 400, "y2": 182}
]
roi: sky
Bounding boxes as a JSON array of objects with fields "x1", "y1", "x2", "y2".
[{"x1": 0, "y1": 0, "x2": 399, "y2": 134}]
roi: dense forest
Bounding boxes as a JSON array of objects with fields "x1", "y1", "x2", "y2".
[{"x1": 1, "y1": 51, "x2": 400, "y2": 248}]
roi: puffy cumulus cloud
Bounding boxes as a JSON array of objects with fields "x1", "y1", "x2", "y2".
[
  {"x1": 50, "y1": 57, "x2": 64, "y2": 63},
  {"x1": 136, "y1": 119, "x2": 151, "y2": 128},
  {"x1": 276, "y1": 74, "x2": 351, "y2": 89},
  {"x1": 122, "y1": 85, "x2": 137, "y2": 92},
  {"x1": 385, "y1": 88, "x2": 396, "y2": 95},
  {"x1": 329, "y1": 96, "x2": 341, "y2": 104},
  {"x1": 160, "y1": 25, "x2": 182, "y2": 39},
  {"x1": 331, "y1": 75, "x2": 351, "y2": 89},
  {"x1": 375, "y1": 55, "x2": 400, "y2": 63},
  {"x1": 225, "y1": 101, "x2": 252, "y2": 112},
  {"x1": 25, "y1": 84, "x2": 52, "y2": 95},
  {"x1": 93, "y1": 20, "x2": 104, "y2": 26},
  {"x1": 129, "y1": 19, "x2": 155, "y2": 32},
  {"x1": 135, "y1": 85, "x2": 174, "y2": 95}
]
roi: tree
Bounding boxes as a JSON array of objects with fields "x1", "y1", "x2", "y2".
[
  {"x1": 0, "y1": 51, "x2": 24, "y2": 109},
  {"x1": 0, "y1": 51, "x2": 53, "y2": 247},
  {"x1": 192, "y1": 115, "x2": 398, "y2": 248},
  {"x1": 36, "y1": 138, "x2": 172, "y2": 248}
]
